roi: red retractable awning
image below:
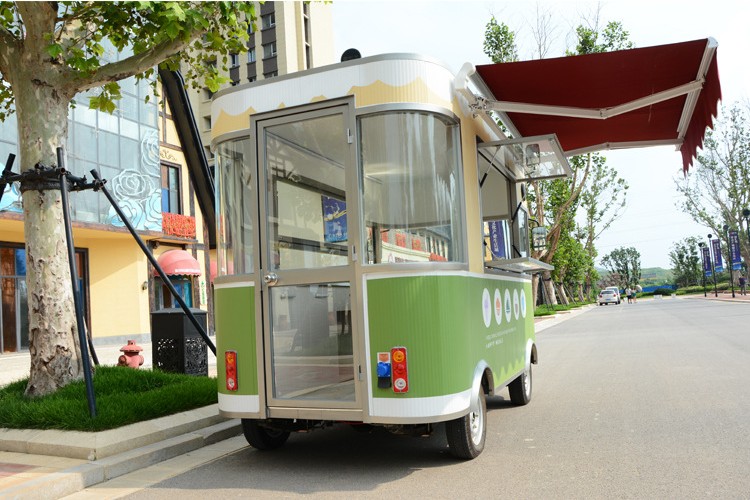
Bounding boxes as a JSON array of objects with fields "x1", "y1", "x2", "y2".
[
  {"x1": 473, "y1": 38, "x2": 721, "y2": 173},
  {"x1": 154, "y1": 250, "x2": 202, "y2": 276}
]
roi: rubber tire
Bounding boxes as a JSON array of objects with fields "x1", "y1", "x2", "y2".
[
  {"x1": 508, "y1": 364, "x2": 532, "y2": 406},
  {"x1": 446, "y1": 388, "x2": 487, "y2": 460},
  {"x1": 241, "y1": 419, "x2": 290, "y2": 450}
]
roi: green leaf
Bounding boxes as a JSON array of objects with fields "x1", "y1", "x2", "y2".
[
  {"x1": 46, "y1": 43, "x2": 63, "y2": 59},
  {"x1": 165, "y1": 21, "x2": 179, "y2": 39},
  {"x1": 0, "y1": 6, "x2": 14, "y2": 24}
]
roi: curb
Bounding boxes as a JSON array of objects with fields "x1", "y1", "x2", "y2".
[
  {"x1": 0, "y1": 407, "x2": 242, "y2": 499},
  {"x1": 534, "y1": 304, "x2": 595, "y2": 332},
  {"x1": 0, "y1": 405, "x2": 229, "y2": 461}
]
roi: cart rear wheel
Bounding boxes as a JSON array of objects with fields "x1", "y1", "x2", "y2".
[
  {"x1": 509, "y1": 364, "x2": 532, "y2": 405},
  {"x1": 445, "y1": 388, "x2": 486, "y2": 459},
  {"x1": 241, "y1": 419, "x2": 290, "y2": 450}
]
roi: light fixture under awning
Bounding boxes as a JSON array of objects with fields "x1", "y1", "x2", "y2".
[
  {"x1": 468, "y1": 38, "x2": 722, "y2": 173},
  {"x1": 478, "y1": 134, "x2": 572, "y2": 182},
  {"x1": 486, "y1": 256, "x2": 554, "y2": 274}
]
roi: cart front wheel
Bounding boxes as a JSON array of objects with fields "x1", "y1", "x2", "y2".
[
  {"x1": 241, "y1": 419, "x2": 290, "y2": 450},
  {"x1": 445, "y1": 388, "x2": 486, "y2": 459},
  {"x1": 508, "y1": 364, "x2": 532, "y2": 406}
]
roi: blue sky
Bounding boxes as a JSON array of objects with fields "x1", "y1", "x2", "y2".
[{"x1": 332, "y1": 0, "x2": 750, "y2": 268}]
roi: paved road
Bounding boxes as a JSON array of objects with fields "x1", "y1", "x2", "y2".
[{"x1": 92, "y1": 298, "x2": 750, "y2": 499}]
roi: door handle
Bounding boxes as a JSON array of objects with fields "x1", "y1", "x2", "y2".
[{"x1": 263, "y1": 272, "x2": 279, "y2": 285}]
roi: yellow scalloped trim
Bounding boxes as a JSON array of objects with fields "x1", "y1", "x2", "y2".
[
  {"x1": 212, "y1": 78, "x2": 455, "y2": 140},
  {"x1": 212, "y1": 108, "x2": 256, "y2": 140},
  {"x1": 347, "y1": 78, "x2": 451, "y2": 109}
]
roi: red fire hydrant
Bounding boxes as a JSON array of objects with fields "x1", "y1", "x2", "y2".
[{"x1": 118, "y1": 340, "x2": 144, "y2": 368}]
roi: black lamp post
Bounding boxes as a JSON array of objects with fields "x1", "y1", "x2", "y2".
[
  {"x1": 743, "y1": 208, "x2": 750, "y2": 245},
  {"x1": 708, "y1": 234, "x2": 718, "y2": 297},
  {"x1": 698, "y1": 242, "x2": 707, "y2": 297},
  {"x1": 724, "y1": 224, "x2": 736, "y2": 298}
]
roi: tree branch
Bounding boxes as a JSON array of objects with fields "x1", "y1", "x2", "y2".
[
  {"x1": 0, "y1": 25, "x2": 18, "y2": 79},
  {"x1": 67, "y1": 33, "x2": 199, "y2": 95}
]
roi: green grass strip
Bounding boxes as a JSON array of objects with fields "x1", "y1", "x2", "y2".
[{"x1": 0, "y1": 366, "x2": 217, "y2": 432}]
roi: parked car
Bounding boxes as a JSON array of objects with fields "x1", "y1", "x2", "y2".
[
  {"x1": 598, "y1": 289, "x2": 619, "y2": 306},
  {"x1": 604, "y1": 286, "x2": 621, "y2": 304}
]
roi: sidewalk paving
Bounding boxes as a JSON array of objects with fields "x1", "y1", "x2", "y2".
[{"x1": 1, "y1": 341, "x2": 231, "y2": 500}]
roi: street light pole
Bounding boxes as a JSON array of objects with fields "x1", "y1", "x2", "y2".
[
  {"x1": 708, "y1": 234, "x2": 718, "y2": 297},
  {"x1": 698, "y1": 242, "x2": 707, "y2": 297},
  {"x1": 743, "y1": 208, "x2": 750, "y2": 245},
  {"x1": 723, "y1": 224, "x2": 736, "y2": 298}
]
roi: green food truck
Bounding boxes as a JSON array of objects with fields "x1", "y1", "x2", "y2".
[{"x1": 210, "y1": 39, "x2": 720, "y2": 459}]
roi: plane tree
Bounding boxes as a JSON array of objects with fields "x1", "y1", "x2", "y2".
[
  {"x1": 675, "y1": 105, "x2": 750, "y2": 271},
  {"x1": 482, "y1": 13, "x2": 632, "y2": 305},
  {"x1": 0, "y1": 1, "x2": 255, "y2": 397}
]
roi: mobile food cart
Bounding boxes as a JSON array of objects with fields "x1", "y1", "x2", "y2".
[{"x1": 211, "y1": 39, "x2": 720, "y2": 459}]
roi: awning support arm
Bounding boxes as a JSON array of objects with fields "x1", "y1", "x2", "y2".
[
  {"x1": 677, "y1": 38, "x2": 718, "y2": 140},
  {"x1": 566, "y1": 138, "x2": 683, "y2": 157},
  {"x1": 485, "y1": 79, "x2": 704, "y2": 120}
]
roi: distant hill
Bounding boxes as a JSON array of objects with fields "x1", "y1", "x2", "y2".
[
  {"x1": 640, "y1": 267, "x2": 673, "y2": 286},
  {"x1": 597, "y1": 267, "x2": 673, "y2": 286}
]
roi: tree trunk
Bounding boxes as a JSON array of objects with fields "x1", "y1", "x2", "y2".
[
  {"x1": 531, "y1": 274, "x2": 540, "y2": 309},
  {"x1": 16, "y1": 82, "x2": 83, "y2": 397},
  {"x1": 556, "y1": 283, "x2": 569, "y2": 305},
  {"x1": 542, "y1": 270, "x2": 558, "y2": 305}
]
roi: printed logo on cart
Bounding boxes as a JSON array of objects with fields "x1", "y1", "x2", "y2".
[
  {"x1": 504, "y1": 289, "x2": 512, "y2": 323},
  {"x1": 482, "y1": 288, "x2": 492, "y2": 328},
  {"x1": 513, "y1": 289, "x2": 520, "y2": 320},
  {"x1": 520, "y1": 291, "x2": 527, "y2": 318},
  {"x1": 494, "y1": 289, "x2": 503, "y2": 325}
]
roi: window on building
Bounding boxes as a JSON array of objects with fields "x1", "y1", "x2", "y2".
[
  {"x1": 261, "y1": 12, "x2": 276, "y2": 29},
  {"x1": 161, "y1": 164, "x2": 181, "y2": 214},
  {"x1": 263, "y1": 42, "x2": 277, "y2": 59},
  {"x1": 229, "y1": 53, "x2": 239, "y2": 68},
  {"x1": 248, "y1": 76, "x2": 257, "y2": 83},
  {"x1": 202, "y1": 88, "x2": 214, "y2": 101},
  {"x1": 203, "y1": 115, "x2": 211, "y2": 131},
  {"x1": 1, "y1": 245, "x2": 88, "y2": 353},
  {"x1": 264, "y1": 71, "x2": 278, "y2": 79},
  {"x1": 247, "y1": 48, "x2": 256, "y2": 63}
]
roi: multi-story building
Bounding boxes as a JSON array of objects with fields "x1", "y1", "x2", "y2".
[
  {"x1": 187, "y1": 2, "x2": 335, "y2": 169},
  {"x1": 0, "y1": 2, "x2": 334, "y2": 355},
  {"x1": 0, "y1": 73, "x2": 214, "y2": 355}
]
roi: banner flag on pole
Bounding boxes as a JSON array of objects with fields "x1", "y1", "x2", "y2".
[
  {"x1": 488, "y1": 221, "x2": 507, "y2": 259},
  {"x1": 711, "y1": 238, "x2": 723, "y2": 273},
  {"x1": 729, "y1": 230, "x2": 742, "y2": 271},
  {"x1": 701, "y1": 245, "x2": 712, "y2": 277}
]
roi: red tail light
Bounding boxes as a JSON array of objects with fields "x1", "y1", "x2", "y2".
[
  {"x1": 390, "y1": 347, "x2": 409, "y2": 393},
  {"x1": 225, "y1": 351, "x2": 238, "y2": 391}
]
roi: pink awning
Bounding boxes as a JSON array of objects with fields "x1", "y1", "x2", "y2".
[{"x1": 154, "y1": 250, "x2": 201, "y2": 276}]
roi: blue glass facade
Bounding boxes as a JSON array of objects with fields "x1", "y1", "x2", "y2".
[{"x1": 0, "y1": 76, "x2": 162, "y2": 232}]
